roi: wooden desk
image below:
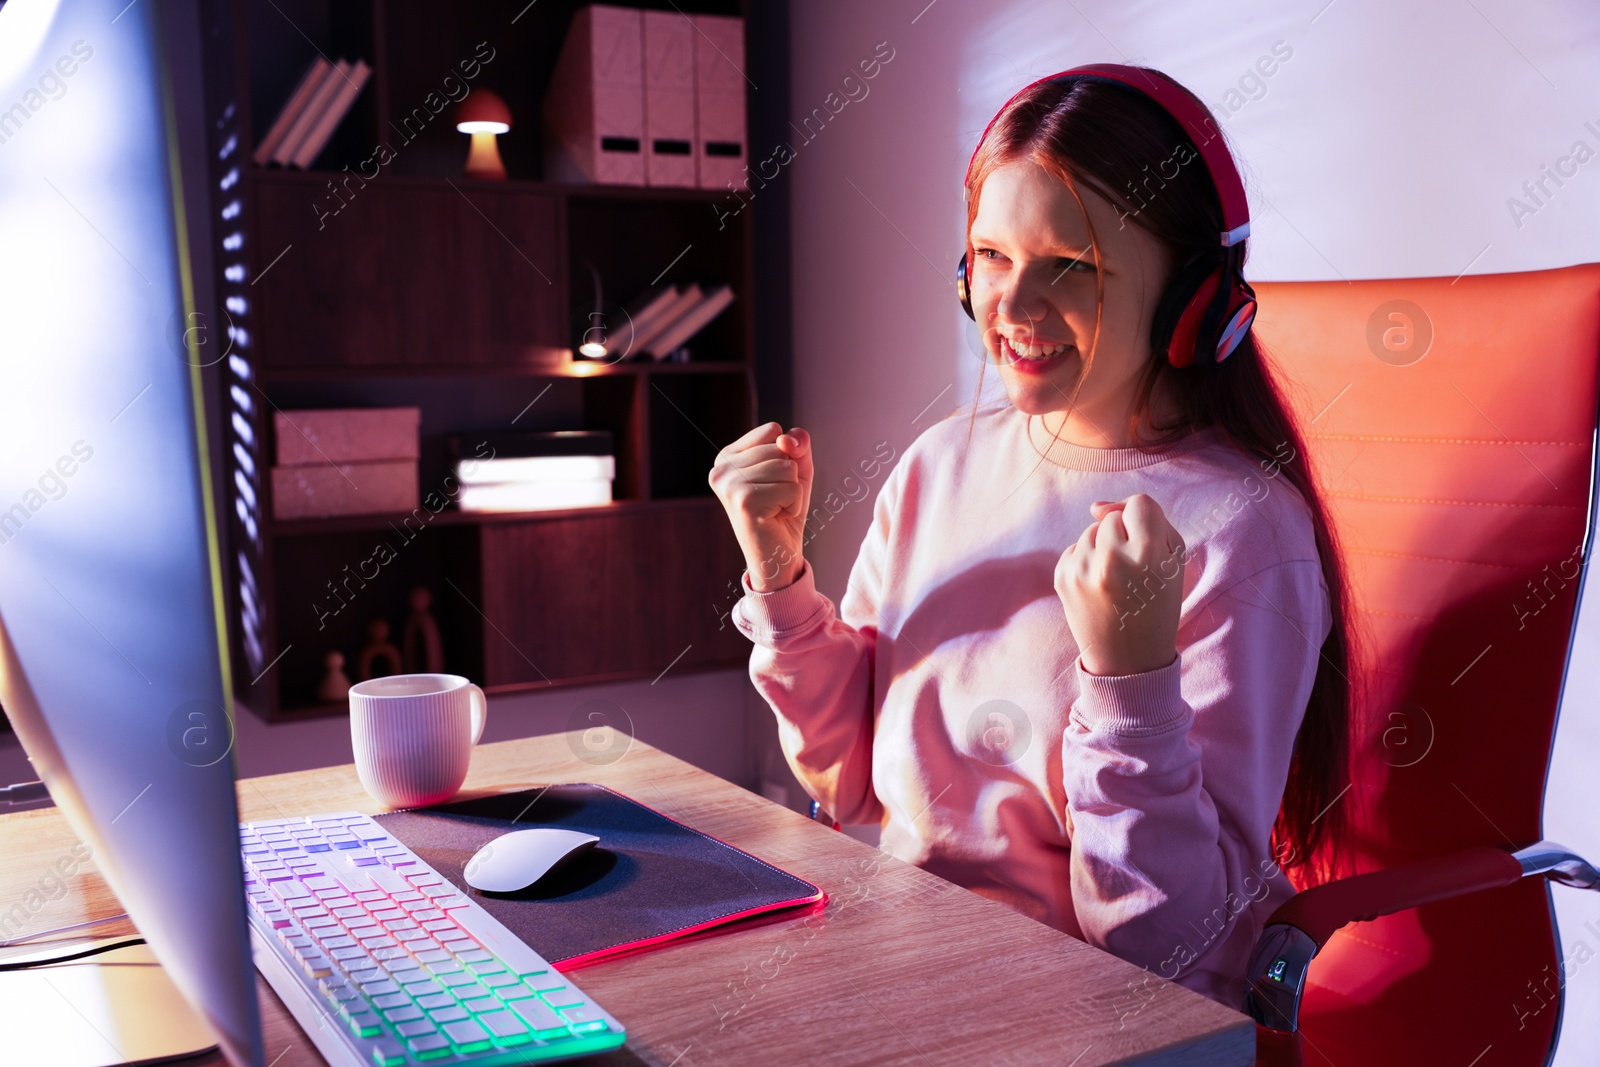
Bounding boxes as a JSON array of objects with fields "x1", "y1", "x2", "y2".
[{"x1": 0, "y1": 732, "x2": 1254, "y2": 1066}]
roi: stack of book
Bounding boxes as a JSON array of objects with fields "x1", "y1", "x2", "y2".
[
  {"x1": 271, "y1": 407, "x2": 419, "y2": 520},
  {"x1": 452, "y1": 431, "x2": 616, "y2": 513},
  {"x1": 252, "y1": 56, "x2": 373, "y2": 169},
  {"x1": 610, "y1": 282, "x2": 735, "y2": 362}
]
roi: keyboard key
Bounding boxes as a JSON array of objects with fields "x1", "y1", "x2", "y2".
[
  {"x1": 298, "y1": 956, "x2": 333, "y2": 979},
  {"x1": 383, "y1": 1005, "x2": 424, "y2": 1024},
  {"x1": 495, "y1": 984, "x2": 536, "y2": 1002},
  {"x1": 386, "y1": 966, "x2": 426, "y2": 987},
  {"x1": 346, "y1": 967, "x2": 383, "y2": 985},
  {"x1": 413, "y1": 950, "x2": 450, "y2": 965},
  {"x1": 407, "y1": 1033, "x2": 451, "y2": 1055},
  {"x1": 416, "y1": 993, "x2": 455, "y2": 1010},
  {"x1": 330, "y1": 947, "x2": 368, "y2": 961},
  {"x1": 481, "y1": 973, "x2": 520, "y2": 989},
  {"x1": 367, "y1": 1038, "x2": 406, "y2": 1066},
  {"x1": 403, "y1": 980, "x2": 444, "y2": 998},
  {"x1": 568, "y1": 1019, "x2": 608, "y2": 1034},
  {"x1": 541, "y1": 985, "x2": 583, "y2": 1009},
  {"x1": 441, "y1": 1020, "x2": 491, "y2": 1048},
  {"x1": 359, "y1": 936, "x2": 397, "y2": 949},
  {"x1": 354, "y1": 890, "x2": 387, "y2": 902},
  {"x1": 359, "y1": 979, "x2": 400, "y2": 996},
  {"x1": 411, "y1": 910, "x2": 445, "y2": 923},
  {"x1": 454, "y1": 949, "x2": 492, "y2": 964},
  {"x1": 467, "y1": 961, "x2": 507, "y2": 977},
  {"x1": 391, "y1": 891, "x2": 425, "y2": 904},
  {"x1": 395, "y1": 1019, "x2": 436, "y2": 1038},
  {"x1": 439, "y1": 939, "x2": 476, "y2": 954},
  {"x1": 303, "y1": 916, "x2": 340, "y2": 930},
  {"x1": 427, "y1": 1005, "x2": 468, "y2": 1024},
  {"x1": 509, "y1": 998, "x2": 569, "y2": 1036},
  {"x1": 420, "y1": 920, "x2": 457, "y2": 933},
  {"x1": 452, "y1": 984, "x2": 491, "y2": 1002},
  {"x1": 371, "y1": 993, "x2": 409, "y2": 1010},
  {"x1": 437, "y1": 972, "x2": 477, "y2": 987},
  {"x1": 561, "y1": 1005, "x2": 605, "y2": 1025},
  {"x1": 372, "y1": 947, "x2": 408, "y2": 961},
  {"x1": 477, "y1": 1010, "x2": 528, "y2": 1039},
  {"x1": 343, "y1": 1010, "x2": 382, "y2": 1038},
  {"x1": 461, "y1": 997, "x2": 500, "y2": 1014},
  {"x1": 371, "y1": 909, "x2": 406, "y2": 922}
]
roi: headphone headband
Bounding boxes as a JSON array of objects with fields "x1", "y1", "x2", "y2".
[{"x1": 963, "y1": 63, "x2": 1250, "y2": 248}]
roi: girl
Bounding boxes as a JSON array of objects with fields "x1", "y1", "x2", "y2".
[{"x1": 708, "y1": 65, "x2": 1357, "y2": 1012}]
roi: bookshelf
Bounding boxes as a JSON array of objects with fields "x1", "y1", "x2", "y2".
[{"x1": 193, "y1": 0, "x2": 766, "y2": 721}]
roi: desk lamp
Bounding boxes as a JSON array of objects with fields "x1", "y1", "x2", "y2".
[{"x1": 455, "y1": 88, "x2": 512, "y2": 180}]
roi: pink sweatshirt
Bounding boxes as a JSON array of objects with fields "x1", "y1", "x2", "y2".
[{"x1": 731, "y1": 400, "x2": 1331, "y2": 1012}]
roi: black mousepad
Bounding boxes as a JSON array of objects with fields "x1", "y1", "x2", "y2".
[{"x1": 372, "y1": 783, "x2": 825, "y2": 969}]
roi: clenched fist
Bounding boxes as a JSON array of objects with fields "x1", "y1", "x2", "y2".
[
  {"x1": 709, "y1": 422, "x2": 813, "y2": 592},
  {"x1": 1055, "y1": 493, "x2": 1187, "y2": 677}
]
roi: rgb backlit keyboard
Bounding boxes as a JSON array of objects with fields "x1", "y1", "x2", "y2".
[{"x1": 240, "y1": 812, "x2": 626, "y2": 1066}]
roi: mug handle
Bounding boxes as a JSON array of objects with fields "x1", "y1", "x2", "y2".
[{"x1": 466, "y1": 684, "x2": 488, "y2": 745}]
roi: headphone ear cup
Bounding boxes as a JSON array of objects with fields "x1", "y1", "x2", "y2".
[
  {"x1": 956, "y1": 251, "x2": 976, "y2": 320},
  {"x1": 1150, "y1": 252, "x2": 1222, "y2": 369}
]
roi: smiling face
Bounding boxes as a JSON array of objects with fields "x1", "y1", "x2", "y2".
[{"x1": 968, "y1": 159, "x2": 1177, "y2": 448}]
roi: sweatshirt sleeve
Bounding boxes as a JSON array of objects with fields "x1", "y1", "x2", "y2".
[
  {"x1": 1060, "y1": 556, "x2": 1331, "y2": 998},
  {"x1": 729, "y1": 463, "x2": 903, "y2": 827}
]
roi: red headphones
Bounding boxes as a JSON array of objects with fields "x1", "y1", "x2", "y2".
[{"x1": 956, "y1": 63, "x2": 1256, "y2": 369}]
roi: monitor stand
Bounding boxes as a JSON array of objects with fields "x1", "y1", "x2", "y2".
[{"x1": 0, "y1": 938, "x2": 218, "y2": 1066}]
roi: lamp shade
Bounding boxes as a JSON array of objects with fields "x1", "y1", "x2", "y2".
[{"x1": 455, "y1": 89, "x2": 512, "y2": 134}]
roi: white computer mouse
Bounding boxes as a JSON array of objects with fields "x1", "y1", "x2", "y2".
[{"x1": 463, "y1": 827, "x2": 602, "y2": 892}]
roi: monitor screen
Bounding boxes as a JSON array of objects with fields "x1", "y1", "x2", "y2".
[{"x1": 0, "y1": 0, "x2": 263, "y2": 1064}]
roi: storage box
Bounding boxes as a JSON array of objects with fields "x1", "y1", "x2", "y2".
[
  {"x1": 271, "y1": 460, "x2": 418, "y2": 520},
  {"x1": 274, "y1": 407, "x2": 420, "y2": 467}
]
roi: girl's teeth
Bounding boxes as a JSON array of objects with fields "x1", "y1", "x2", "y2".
[{"x1": 1006, "y1": 338, "x2": 1068, "y2": 360}]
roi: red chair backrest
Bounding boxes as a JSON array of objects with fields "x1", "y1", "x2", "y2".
[{"x1": 1250, "y1": 262, "x2": 1600, "y2": 1065}]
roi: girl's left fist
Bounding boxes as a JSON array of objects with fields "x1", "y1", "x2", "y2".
[{"x1": 1054, "y1": 493, "x2": 1186, "y2": 677}]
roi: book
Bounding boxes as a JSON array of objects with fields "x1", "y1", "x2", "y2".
[
  {"x1": 252, "y1": 57, "x2": 333, "y2": 166},
  {"x1": 290, "y1": 57, "x2": 371, "y2": 169},
  {"x1": 457, "y1": 479, "x2": 612, "y2": 513},
  {"x1": 632, "y1": 282, "x2": 703, "y2": 355},
  {"x1": 448, "y1": 430, "x2": 614, "y2": 461},
  {"x1": 645, "y1": 282, "x2": 735, "y2": 360},
  {"x1": 456, "y1": 454, "x2": 615, "y2": 487},
  {"x1": 274, "y1": 58, "x2": 350, "y2": 166},
  {"x1": 617, "y1": 284, "x2": 681, "y2": 358}
]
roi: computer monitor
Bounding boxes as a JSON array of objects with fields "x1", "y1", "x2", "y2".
[{"x1": 0, "y1": 0, "x2": 263, "y2": 1064}]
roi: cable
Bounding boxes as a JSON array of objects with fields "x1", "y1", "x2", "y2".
[
  {"x1": 0, "y1": 937, "x2": 147, "y2": 971},
  {"x1": 1, "y1": 780, "x2": 50, "y2": 805},
  {"x1": 0, "y1": 913, "x2": 132, "y2": 947}
]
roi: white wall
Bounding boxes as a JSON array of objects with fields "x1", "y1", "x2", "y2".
[{"x1": 778, "y1": 0, "x2": 1600, "y2": 1058}]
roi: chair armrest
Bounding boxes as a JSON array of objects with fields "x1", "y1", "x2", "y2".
[
  {"x1": 1245, "y1": 841, "x2": 1596, "y2": 1032},
  {"x1": 1265, "y1": 844, "x2": 1523, "y2": 950}
]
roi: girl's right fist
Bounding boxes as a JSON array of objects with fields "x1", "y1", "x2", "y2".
[{"x1": 708, "y1": 421, "x2": 814, "y2": 591}]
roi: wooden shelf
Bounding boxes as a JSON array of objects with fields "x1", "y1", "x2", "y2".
[
  {"x1": 251, "y1": 167, "x2": 739, "y2": 205},
  {"x1": 198, "y1": 0, "x2": 762, "y2": 722},
  {"x1": 266, "y1": 495, "x2": 721, "y2": 537},
  {"x1": 257, "y1": 359, "x2": 751, "y2": 382}
]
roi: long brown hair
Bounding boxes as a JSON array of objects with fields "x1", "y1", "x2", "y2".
[{"x1": 963, "y1": 69, "x2": 1362, "y2": 885}]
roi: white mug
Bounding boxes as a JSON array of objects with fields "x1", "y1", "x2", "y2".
[{"x1": 350, "y1": 673, "x2": 488, "y2": 809}]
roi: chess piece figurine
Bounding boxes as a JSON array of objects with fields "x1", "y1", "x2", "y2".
[
  {"x1": 356, "y1": 619, "x2": 403, "y2": 681},
  {"x1": 402, "y1": 586, "x2": 445, "y2": 674},
  {"x1": 317, "y1": 650, "x2": 352, "y2": 704}
]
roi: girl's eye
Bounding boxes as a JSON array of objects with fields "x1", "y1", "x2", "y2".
[
  {"x1": 1058, "y1": 255, "x2": 1095, "y2": 272},
  {"x1": 974, "y1": 247, "x2": 1001, "y2": 261}
]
